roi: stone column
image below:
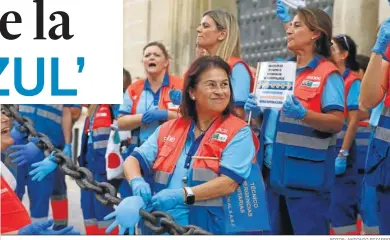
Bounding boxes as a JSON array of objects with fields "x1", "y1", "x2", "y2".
[
  {"x1": 333, "y1": 0, "x2": 379, "y2": 56},
  {"x1": 123, "y1": 0, "x2": 149, "y2": 78},
  {"x1": 378, "y1": 0, "x2": 390, "y2": 24}
]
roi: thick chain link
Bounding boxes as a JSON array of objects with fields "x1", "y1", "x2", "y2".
[{"x1": 1, "y1": 104, "x2": 211, "y2": 235}]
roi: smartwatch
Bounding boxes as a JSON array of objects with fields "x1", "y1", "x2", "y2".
[
  {"x1": 339, "y1": 149, "x2": 349, "y2": 158},
  {"x1": 183, "y1": 187, "x2": 195, "y2": 205}
]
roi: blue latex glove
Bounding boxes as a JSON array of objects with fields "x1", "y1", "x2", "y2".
[
  {"x1": 335, "y1": 156, "x2": 347, "y2": 175},
  {"x1": 151, "y1": 188, "x2": 184, "y2": 211},
  {"x1": 18, "y1": 219, "x2": 80, "y2": 235},
  {"x1": 169, "y1": 89, "x2": 182, "y2": 105},
  {"x1": 104, "y1": 196, "x2": 145, "y2": 235},
  {"x1": 8, "y1": 140, "x2": 44, "y2": 166},
  {"x1": 129, "y1": 177, "x2": 152, "y2": 204},
  {"x1": 141, "y1": 110, "x2": 168, "y2": 124},
  {"x1": 276, "y1": 0, "x2": 292, "y2": 23},
  {"x1": 282, "y1": 95, "x2": 308, "y2": 120},
  {"x1": 244, "y1": 93, "x2": 262, "y2": 117},
  {"x1": 63, "y1": 143, "x2": 72, "y2": 158},
  {"x1": 29, "y1": 152, "x2": 57, "y2": 182},
  {"x1": 10, "y1": 121, "x2": 27, "y2": 145},
  {"x1": 372, "y1": 18, "x2": 390, "y2": 55}
]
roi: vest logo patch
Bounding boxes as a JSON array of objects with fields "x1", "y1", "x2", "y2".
[
  {"x1": 212, "y1": 133, "x2": 227, "y2": 142},
  {"x1": 167, "y1": 102, "x2": 179, "y2": 110},
  {"x1": 1, "y1": 188, "x2": 8, "y2": 195},
  {"x1": 301, "y1": 80, "x2": 320, "y2": 88},
  {"x1": 216, "y1": 128, "x2": 228, "y2": 134},
  {"x1": 164, "y1": 135, "x2": 176, "y2": 143}
]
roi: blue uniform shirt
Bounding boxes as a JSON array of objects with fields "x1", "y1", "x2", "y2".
[
  {"x1": 231, "y1": 63, "x2": 251, "y2": 107},
  {"x1": 118, "y1": 74, "x2": 170, "y2": 144},
  {"x1": 131, "y1": 123, "x2": 256, "y2": 226},
  {"x1": 263, "y1": 56, "x2": 345, "y2": 168}
]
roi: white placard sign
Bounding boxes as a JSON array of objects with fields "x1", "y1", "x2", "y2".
[
  {"x1": 254, "y1": 61, "x2": 297, "y2": 109},
  {"x1": 282, "y1": 0, "x2": 306, "y2": 9}
]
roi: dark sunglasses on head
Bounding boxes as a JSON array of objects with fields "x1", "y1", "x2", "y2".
[{"x1": 335, "y1": 34, "x2": 350, "y2": 51}]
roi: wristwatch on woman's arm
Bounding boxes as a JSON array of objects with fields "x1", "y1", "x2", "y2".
[{"x1": 183, "y1": 187, "x2": 195, "y2": 205}]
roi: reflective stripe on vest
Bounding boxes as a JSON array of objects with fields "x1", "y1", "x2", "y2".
[
  {"x1": 276, "y1": 132, "x2": 334, "y2": 150},
  {"x1": 192, "y1": 168, "x2": 218, "y2": 182},
  {"x1": 375, "y1": 126, "x2": 390, "y2": 143},
  {"x1": 355, "y1": 126, "x2": 371, "y2": 146},
  {"x1": 279, "y1": 114, "x2": 311, "y2": 127},
  {"x1": 51, "y1": 104, "x2": 63, "y2": 111},
  {"x1": 93, "y1": 140, "x2": 109, "y2": 150},
  {"x1": 337, "y1": 125, "x2": 371, "y2": 145},
  {"x1": 36, "y1": 109, "x2": 62, "y2": 125},
  {"x1": 375, "y1": 107, "x2": 390, "y2": 143},
  {"x1": 84, "y1": 218, "x2": 97, "y2": 226},
  {"x1": 154, "y1": 171, "x2": 170, "y2": 185},
  {"x1": 92, "y1": 127, "x2": 111, "y2": 137},
  {"x1": 380, "y1": 107, "x2": 390, "y2": 117},
  {"x1": 278, "y1": 114, "x2": 336, "y2": 149},
  {"x1": 193, "y1": 197, "x2": 223, "y2": 207},
  {"x1": 19, "y1": 105, "x2": 35, "y2": 114}
]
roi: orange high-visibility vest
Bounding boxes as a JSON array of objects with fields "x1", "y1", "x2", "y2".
[
  {"x1": 152, "y1": 115, "x2": 259, "y2": 189},
  {"x1": 294, "y1": 59, "x2": 339, "y2": 113},
  {"x1": 126, "y1": 75, "x2": 183, "y2": 114}
]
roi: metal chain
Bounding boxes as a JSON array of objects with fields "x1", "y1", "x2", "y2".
[{"x1": 1, "y1": 104, "x2": 211, "y2": 235}]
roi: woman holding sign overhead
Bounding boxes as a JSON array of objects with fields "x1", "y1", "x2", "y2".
[
  {"x1": 105, "y1": 56, "x2": 270, "y2": 235},
  {"x1": 196, "y1": 9, "x2": 254, "y2": 119},
  {"x1": 245, "y1": 8, "x2": 344, "y2": 235}
]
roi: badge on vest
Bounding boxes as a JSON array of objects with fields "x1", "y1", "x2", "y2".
[
  {"x1": 301, "y1": 79, "x2": 320, "y2": 88},
  {"x1": 96, "y1": 112, "x2": 108, "y2": 118},
  {"x1": 211, "y1": 133, "x2": 227, "y2": 142},
  {"x1": 167, "y1": 102, "x2": 179, "y2": 110}
]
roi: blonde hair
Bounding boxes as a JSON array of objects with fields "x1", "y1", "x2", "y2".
[{"x1": 203, "y1": 9, "x2": 241, "y2": 62}]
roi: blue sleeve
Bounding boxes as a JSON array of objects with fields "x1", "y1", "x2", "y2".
[
  {"x1": 130, "y1": 126, "x2": 160, "y2": 175},
  {"x1": 347, "y1": 80, "x2": 361, "y2": 111},
  {"x1": 321, "y1": 72, "x2": 345, "y2": 112},
  {"x1": 231, "y1": 63, "x2": 251, "y2": 107},
  {"x1": 111, "y1": 104, "x2": 120, "y2": 119},
  {"x1": 220, "y1": 126, "x2": 256, "y2": 184},
  {"x1": 119, "y1": 91, "x2": 133, "y2": 115}
]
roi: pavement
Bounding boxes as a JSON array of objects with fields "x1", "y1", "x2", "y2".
[{"x1": 21, "y1": 175, "x2": 86, "y2": 234}]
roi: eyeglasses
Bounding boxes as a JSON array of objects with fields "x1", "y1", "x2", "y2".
[{"x1": 335, "y1": 34, "x2": 350, "y2": 51}]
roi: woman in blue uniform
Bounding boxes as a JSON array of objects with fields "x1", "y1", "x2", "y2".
[
  {"x1": 329, "y1": 34, "x2": 370, "y2": 234},
  {"x1": 359, "y1": 17, "x2": 390, "y2": 235},
  {"x1": 245, "y1": 7, "x2": 345, "y2": 235}
]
